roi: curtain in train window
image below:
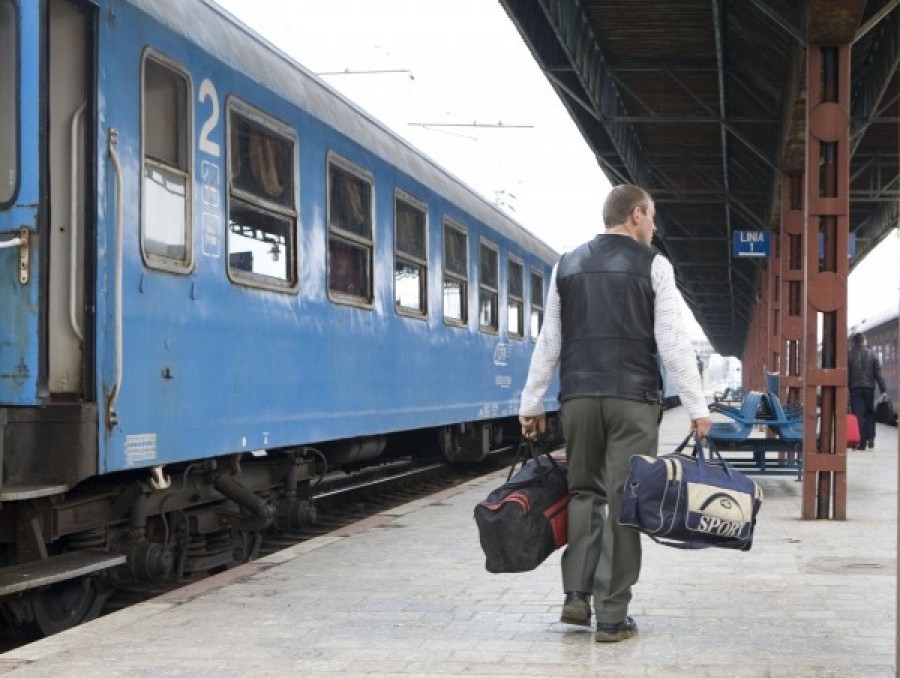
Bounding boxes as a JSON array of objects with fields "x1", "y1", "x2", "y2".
[
  {"x1": 507, "y1": 258, "x2": 524, "y2": 338},
  {"x1": 479, "y1": 242, "x2": 498, "y2": 332},
  {"x1": 328, "y1": 161, "x2": 373, "y2": 302},
  {"x1": 0, "y1": 0, "x2": 18, "y2": 204},
  {"x1": 228, "y1": 108, "x2": 296, "y2": 286},
  {"x1": 142, "y1": 56, "x2": 190, "y2": 267},
  {"x1": 442, "y1": 221, "x2": 468, "y2": 323},
  {"x1": 394, "y1": 193, "x2": 427, "y2": 315},
  {"x1": 530, "y1": 270, "x2": 544, "y2": 338}
]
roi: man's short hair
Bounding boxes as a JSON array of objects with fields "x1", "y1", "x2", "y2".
[
  {"x1": 603, "y1": 184, "x2": 651, "y2": 227},
  {"x1": 851, "y1": 332, "x2": 865, "y2": 346}
]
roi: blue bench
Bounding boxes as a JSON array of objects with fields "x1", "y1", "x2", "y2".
[
  {"x1": 708, "y1": 391, "x2": 767, "y2": 441},
  {"x1": 713, "y1": 386, "x2": 743, "y2": 404},
  {"x1": 708, "y1": 382, "x2": 803, "y2": 478},
  {"x1": 763, "y1": 372, "x2": 803, "y2": 443}
]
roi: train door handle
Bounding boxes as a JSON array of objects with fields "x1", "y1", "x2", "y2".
[
  {"x1": 0, "y1": 227, "x2": 30, "y2": 285},
  {"x1": 107, "y1": 127, "x2": 124, "y2": 428}
]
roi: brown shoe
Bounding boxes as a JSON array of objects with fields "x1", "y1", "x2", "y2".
[
  {"x1": 595, "y1": 616, "x2": 638, "y2": 642},
  {"x1": 560, "y1": 592, "x2": 591, "y2": 626}
]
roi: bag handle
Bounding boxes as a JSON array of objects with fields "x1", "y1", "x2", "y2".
[
  {"x1": 506, "y1": 436, "x2": 561, "y2": 481},
  {"x1": 673, "y1": 433, "x2": 734, "y2": 479}
]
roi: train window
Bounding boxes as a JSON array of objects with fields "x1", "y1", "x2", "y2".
[
  {"x1": 507, "y1": 257, "x2": 524, "y2": 339},
  {"x1": 442, "y1": 220, "x2": 468, "y2": 324},
  {"x1": 478, "y1": 241, "x2": 499, "y2": 333},
  {"x1": 394, "y1": 190, "x2": 427, "y2": 316},
  {"x1": 327, "y1": 156, "x2": 373, "y2": 304},
  {"x1": 0, "y1": 0, "x2": 15, "y2": 205},
  {"x1": 142, "y1": 54, "x2": 191, "y2": 270},
  {"x1": 227, "y1": 103, "x2": 297, "y2": 289},
  {"x1": 530, "y1": 269, "x2": 544, "y2": 338}
]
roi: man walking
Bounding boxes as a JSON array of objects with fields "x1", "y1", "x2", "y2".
[
  {"x1": 848, "y1": 332, "x2": 887, "y2": 449},
  {"x1": 518, "y1": 184, "x2": 710, "y2": 643}
]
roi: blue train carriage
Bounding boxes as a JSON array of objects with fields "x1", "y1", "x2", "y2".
[
  {"x1": 851, "y1": 308, "x2": 899, "y2": 425},
  {"x1": 0, "y1": 0, "x2": 559, "y2": 635}
]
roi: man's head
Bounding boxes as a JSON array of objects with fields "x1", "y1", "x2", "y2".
[
  {"x1": 852, "y1": 332, "x2": 865, "y2": 347},
  {"x1": 603, "y1": 184, "x2": 656, "y2": 246}
]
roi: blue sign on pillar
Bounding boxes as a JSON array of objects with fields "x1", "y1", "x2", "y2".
[
  {"x1": 732, "y1": 231, "x2": 770, "y2": 258},
  {"x1": 818, "y1": 232, "x2": 856, "y2": 259}
]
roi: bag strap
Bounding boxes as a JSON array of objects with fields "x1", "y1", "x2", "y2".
[
  {"x1": 673, "y1": 433, "x2": 734, "y2": 479},
  {"x1": 505, "y1": 437, "x2": 561, "y2": 481},
  {"x1": 648, "y1": 534, "x2": 712, "y2": 550},
  {"x1": 648, "y1": 534, "x2": 748, "y2": 550}
]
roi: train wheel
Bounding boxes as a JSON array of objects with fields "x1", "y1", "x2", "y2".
[{"x1": 18, "y1": 578, "x2": 107, "y2": 639}]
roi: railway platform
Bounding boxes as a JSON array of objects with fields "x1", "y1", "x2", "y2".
[{"x1": 0, "y1": 407, "x2": 896, "y2": 677}]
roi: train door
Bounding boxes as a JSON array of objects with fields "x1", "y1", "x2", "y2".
[{"x1": 47, "y1": 0, "x2": 93, "y2": 399}]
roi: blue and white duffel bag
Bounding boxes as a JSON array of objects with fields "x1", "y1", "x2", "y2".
[{"x1": 617, "y1": 434, "x2": 763, "y2": 551}]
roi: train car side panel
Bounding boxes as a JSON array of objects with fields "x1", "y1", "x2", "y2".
[
  {"x1": 91, "y1": 0, "x2": 559, "y2": 474},
  {"x1": 0, "y1": 1, "x2": 41, "y2": 406}
]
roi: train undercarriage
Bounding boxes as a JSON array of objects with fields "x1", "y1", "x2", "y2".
[
  {"x1": 0, "y1": 414, "x2": 554, "y2": 639},
  {"x1": 0, "y1": 448, "x2": 317, "y2": 638}
]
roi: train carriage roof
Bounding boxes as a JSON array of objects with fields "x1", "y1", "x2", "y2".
[
  {"x1": 851, "y1": 306, "x2": 900, "y2": 336},
  {"x1": 125, "y1": 0, "x2": 559, "y2": 265}
]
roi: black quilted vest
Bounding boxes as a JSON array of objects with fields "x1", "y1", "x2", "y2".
[{"x1": 556, "y1": 234, "x2": 660, "y2": 404}]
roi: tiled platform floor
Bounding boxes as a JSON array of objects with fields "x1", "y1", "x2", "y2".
[{"x1": 1, "y1": 409, "x2": 896, "y2": 677}]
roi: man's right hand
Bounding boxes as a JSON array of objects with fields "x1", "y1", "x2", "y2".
[{"x1": 519, "y1": 414, "x2": 547, "y2": 439}]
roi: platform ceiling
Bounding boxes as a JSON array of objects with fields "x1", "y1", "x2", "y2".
[{"x1": 499, "y1": 0, "x2": 899, "y2": 357}]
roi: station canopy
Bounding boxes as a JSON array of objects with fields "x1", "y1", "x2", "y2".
[{"x1": 499, "y1": 0, "x2": 899, "y2": 356}]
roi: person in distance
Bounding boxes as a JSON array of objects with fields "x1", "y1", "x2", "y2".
[{"x1": 848, "y1": 332, "x2": 887, "y2": 450}]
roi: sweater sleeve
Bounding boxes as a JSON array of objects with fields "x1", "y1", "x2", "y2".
[
  {"x1": 518, "y1": 264, "x2": 561, "y2": 417},
  {"x1": 651, "y1": 256, "x2": 710, "y2": 420}
]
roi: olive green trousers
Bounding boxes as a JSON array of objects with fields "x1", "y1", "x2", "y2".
[{"x1": 560, "y1": 397, "x2": 659, "y2": 624}]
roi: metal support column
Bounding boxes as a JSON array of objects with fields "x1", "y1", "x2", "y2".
[
  {"x1": 780, "y1": 174, "x2": 805, "y2": 408},
  {"x1": 742, "y1": 294, "x2": 765, "y2": 394},
  {"x1": 767, "y1": 236, "x2": 781, "y2": 375},
  {"x1": 802, "y1": 45, "x2": 851, "y2": 520}
]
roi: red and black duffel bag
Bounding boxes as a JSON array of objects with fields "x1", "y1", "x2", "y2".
[{"x1": 474, "y1": 438, "x2": 570, "y2": 573}]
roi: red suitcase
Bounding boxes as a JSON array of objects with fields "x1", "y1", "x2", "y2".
[{"x1": 846, "y1": 413, "x2": 861, "y2": 449}]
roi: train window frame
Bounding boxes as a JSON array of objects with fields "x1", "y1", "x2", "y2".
[
  {"x1": 141, "y1": 50, "x2": 194, "y2": 273},
  {"x1": 507, "y1": 255, "x2": 524, "y2": 340},
  {"x1": 478, "y1": 239, "x2": 499, "y2": 334},
  {"x1": 226, "y1": 97, "x2": 299, "y2": 292},
  {"x1": 0, "y1": 0, "x2": 17, "y2": 208},
  {"x1": 393, "y1": 188, "x2": 428, "y2": 318},
  {"x1": 530, "y1": 268, "x2": 545, "y2": 340},
  {"x1": 326, "y1": 152, "x2": 374, "y2": 307},
  {"x1": 442, "y1": 218, "x2": 468, "y2": 327}
]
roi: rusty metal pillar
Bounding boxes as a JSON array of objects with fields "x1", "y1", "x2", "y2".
[
  {"x1": 742, "y1": 294, "x2": 765, "y2": 394},
  {"x1": 754, "y1": 277, "x2": 768, "y2": 391},
  {"x1": 768, "y1": 242, "x2": 781, "y2": 375},
  {"x1": 780, "y1": 174, "x2": 804, "y2": 408},
  {"x1": 802, "y1": 45, "x2": 850, "y2": 520}
]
